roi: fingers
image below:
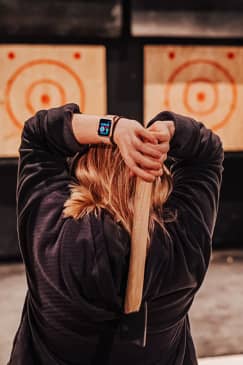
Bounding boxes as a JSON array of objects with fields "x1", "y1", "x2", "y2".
[
  {"x1": 164, "y1": 121, "x2": 175, "y2": 139},
  {"x1": 136, "y1": 128, "x2": 158, "y2": 144},
  {"x1": 147, "y1": 120, "x2": 175, "y2": 141},
  {"x1": 132, "y1": 139, "x2": 169, "y2": 164},
  {"x1": 129, "y1": 164, "x2": 164, "y2": 182},
  {"x1": 128, "y1": 151, "x2": 167, "y2": 181},
  {"x1": 145, "y1": 167, "x2": 164, "y2": 177},
  {"x1": 140, "y1": 140, "x2": 169, "y2": 156},
  {"x1": 129, "y1": 164, "x2": 161, "y2": 183},
  {"x1": 131, "y1": 150, "x2": 161, "y2": 171},
  {"x1": 148, "y1": 130, "x2": 171, "y2": 144},
  {"x1": 133, "y1": 138, "x2": 161, "y2": 158}
]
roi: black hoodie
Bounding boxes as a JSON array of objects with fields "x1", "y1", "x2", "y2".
[{"x1": 8, "y1": 103, "x2": 224, "y2": 365}]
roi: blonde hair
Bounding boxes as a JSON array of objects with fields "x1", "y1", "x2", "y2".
[{"x1": 63, "y1": 144, "x2": 177, "y2": 247}]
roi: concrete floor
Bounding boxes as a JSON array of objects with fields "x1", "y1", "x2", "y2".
[
  {"x1": 190, "y1": 250, "x2": 243, "y2": 357},
  {"x1": 0, "y1": 263, "x2": 26, "y2": 365},
  {"x1": 199, "y1": 355, "x2": 243, "y2": 365},
  {"x1": 0, "y1": 250, "x2": 243, "y2": 365}
]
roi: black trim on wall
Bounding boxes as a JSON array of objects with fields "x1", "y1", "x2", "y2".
[{"x1": 107, "y1": 40, "x2": 143, "y2": 121}]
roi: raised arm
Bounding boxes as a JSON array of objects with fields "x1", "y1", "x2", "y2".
[
  {"x1": 17, "y1": 104, "x2": 88, "y2": 218},
  {"x1": 146, "y1": 111, "x2": 224, "y2": 240}
]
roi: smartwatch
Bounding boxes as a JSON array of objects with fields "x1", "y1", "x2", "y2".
[
  {"x1": 97, "y1": 116, "x2": 122, "y2": 145},
  {"x1": 97, "y1": 118, "x2": 112, "y2": 137}
]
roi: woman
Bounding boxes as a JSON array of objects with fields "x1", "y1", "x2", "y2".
[{"x1": 8, "y1": 103, "x2": 224, "y2": 365}]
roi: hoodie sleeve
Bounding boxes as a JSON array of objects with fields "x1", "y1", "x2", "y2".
[
  {"x1": 17, "y1": 103, "x2": 89, "y2": 218},
  {"x1": 146, "y1": 111, "x2": 224, "y2": 240}
]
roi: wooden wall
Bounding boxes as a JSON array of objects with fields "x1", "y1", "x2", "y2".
[
  {"x1": 0, "y1": 45, "x2": 106, "y2": 157},
  {"x1": 144, "y1": 45, "x2": 243, "y2": 151}
]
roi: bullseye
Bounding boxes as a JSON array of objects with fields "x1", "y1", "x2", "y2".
[
  {"x1": 183, "y1": 77, "x2": 218, "y2": 116},
  {"x1": 41, "y1": 94, "x2": 50, "y2": 105},
  {"x1": 197, "y1": 92, "x2": 205, "y2": 102},
  {"x1": 25, "y1": 79, "x2": 66, "y2": 115}
]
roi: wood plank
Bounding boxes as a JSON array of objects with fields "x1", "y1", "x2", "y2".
[
  {"x1": 0, "y1": 45, "x2": 106, "y2": 157},
  {"x1": 144, "y1": 45, "x2": 243, "y2": 151}
]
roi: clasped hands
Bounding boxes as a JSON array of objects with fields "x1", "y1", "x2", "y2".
[{"x1": 113, "y1": 118, "x2": 175, "y2": 183}]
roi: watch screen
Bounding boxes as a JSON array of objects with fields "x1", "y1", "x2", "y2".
[{"x1": 98, "y1": 118, "x2": 112, "y2": 136}]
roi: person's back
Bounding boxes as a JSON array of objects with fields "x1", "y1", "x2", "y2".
[{"x1": 8, "y1": 103, "x2": 224, "y2": 365}]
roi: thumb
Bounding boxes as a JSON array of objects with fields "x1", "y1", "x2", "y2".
[{"x1": 163, "y1": 121, "x2": 175, "y2": 139}]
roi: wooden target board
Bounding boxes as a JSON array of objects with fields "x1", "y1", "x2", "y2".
[
  {"x1": 144, "y1": 46, "x2": 243, "y2": 151},
  {"x1": 0, "y1": 45, "x2": 106, "y2": 157}
]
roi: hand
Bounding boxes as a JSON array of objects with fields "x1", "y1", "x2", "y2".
[
  {"x1": 114, "y1": 118, "x2": 166, "y2": 182},
  {"x1": 123, "y1": 119, "x2": 175, "y2": 181},
  {"x1": 145, "y1": 120, "x2": 175, "y2": 175},
  {"x1": 147, "y1": 120, "x2": 175, "y2": 157},
  {"x1": 148, "y1": 120, "x2": 175, "y2": 141}
]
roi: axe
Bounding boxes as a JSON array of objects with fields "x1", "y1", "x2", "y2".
[
  {"x1": 124, "y1": 118, "x2": 157, "y2": 314},
  {"x1": 124, "y1": 177, "x2": 152, "y2": 314}
]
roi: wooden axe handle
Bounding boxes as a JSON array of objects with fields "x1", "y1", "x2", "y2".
[{"x1": 124, "y1": 177, "x2": 152, "y2": 313}]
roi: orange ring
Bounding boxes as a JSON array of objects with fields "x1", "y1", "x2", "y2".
[
  {"x1": 6, "y1": 59, "x2": 85, "y2": 129},
  {"x1": 164, "y1": 59, "x2": 237, "y2": 131}
]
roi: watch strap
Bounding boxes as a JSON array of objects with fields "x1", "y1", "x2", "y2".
[{"x1": 110, "y1": 116, "x2": 122, "y2": 146}]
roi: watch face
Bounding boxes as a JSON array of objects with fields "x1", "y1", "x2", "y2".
[{"x1": 98, "y1": 118, "x2": 112, "y2": 136}]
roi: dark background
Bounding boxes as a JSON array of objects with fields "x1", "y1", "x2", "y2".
[{"x1": 0, "y1": 0, "x2": 243, "y2": 259}]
